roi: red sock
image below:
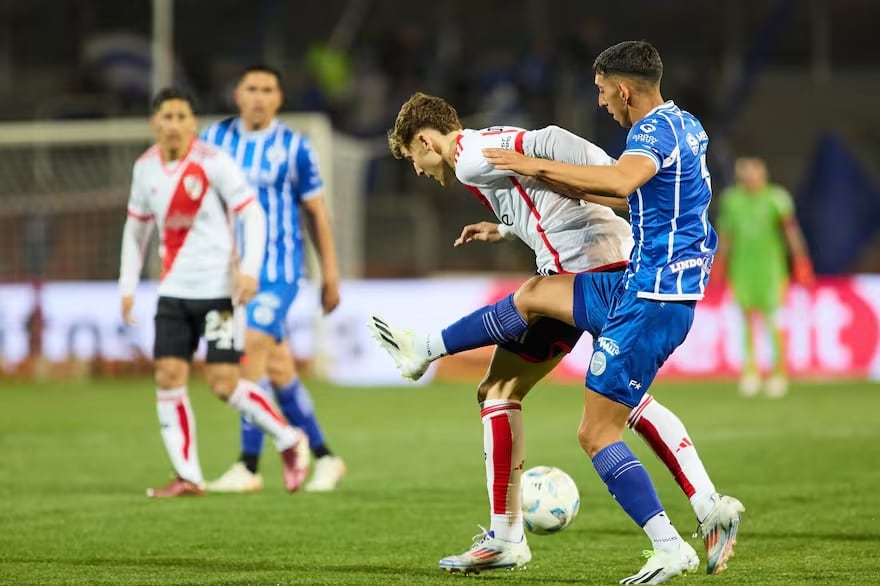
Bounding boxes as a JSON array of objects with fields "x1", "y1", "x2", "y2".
[{"x1": 481, "y1": 399, "x2": 524, "y2": 542}]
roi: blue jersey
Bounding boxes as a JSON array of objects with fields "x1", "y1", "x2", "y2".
[
  {"x1": 621, "y1": 101, "x2": 717, "y2": 300},
  {"x1": 201, "y1": 118, "x2": 324, "y2": 285}
]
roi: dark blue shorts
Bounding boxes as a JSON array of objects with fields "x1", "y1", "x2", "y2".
[{"x1": 573, "y1": 273, "x2": 696, "y2": 407}]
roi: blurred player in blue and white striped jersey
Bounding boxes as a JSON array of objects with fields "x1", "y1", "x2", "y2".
[{"x1": 202, "y1": 65, "x2": 345, "y2": 493}]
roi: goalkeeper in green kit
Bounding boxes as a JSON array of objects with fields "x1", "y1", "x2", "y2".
[{"x1": 716, "y1": 157, "x2": 815, "y2": 398}]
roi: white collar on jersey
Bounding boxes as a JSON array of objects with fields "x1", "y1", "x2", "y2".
[
  {"x1": 644, "y1": 100, "x2": 677, "y2": 117},
  {"x1": 233, "y1": 117, "x2": 280, "y2": 137}
]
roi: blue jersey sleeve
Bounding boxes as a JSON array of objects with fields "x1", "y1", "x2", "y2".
[
  {"x1": 622, "y1": 119, "x2": 677, "y2": 171},
  {"x1": 292, "y1": 136, "x2": 324, "y2": 201}
]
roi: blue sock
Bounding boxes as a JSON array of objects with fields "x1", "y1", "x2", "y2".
[
  {"x1": 238, "y1": 381, "x2": 269, "y2": 464},
  {"x1": 591, "y1": 441, "x2": 664, "y2": 527},
  {"x1": 274, "y1": 378, "x2": 328, "y2": 456},
  {"x1": 441, "y1": 294, "x2": 528, "y2": 354}
]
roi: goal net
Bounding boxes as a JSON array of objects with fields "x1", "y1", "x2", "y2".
[{"x1": 0, "y1": 112, "x2": 365, "y2": 283}]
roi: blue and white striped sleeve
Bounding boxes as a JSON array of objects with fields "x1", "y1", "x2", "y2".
[
  {"x1": 293, "y1": 136, "x2": 324, "y2": 201},
  {"x1": 621, "y1": 120, "x2": 675, "y2": 172}
]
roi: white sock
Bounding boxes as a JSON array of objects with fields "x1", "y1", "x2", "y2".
[
  {"x1": 628, "y1": 394, "x2": 717, "y2": 521},
  {"x1": 228, "y1": 379, "x2": 300, "y2": 451},
  {"x1": 643, "y1": 512, "x2": 683, "y2": 553},
  {"x1": 155, "y1": 387, "x2": 203, "y2": 484},
  {"x1": 481, "y1": 399, "x2": 525, "y2": 543},
  {"x1": 425, "y1": 331, "x2": 447, "y2": 361}
]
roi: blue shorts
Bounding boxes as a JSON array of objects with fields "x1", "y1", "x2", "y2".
[
  {"x1": 246, "y1": 281, "x2": 299, "y2": 342},
  {"x1": 573, "y1": 273, "x2": 696, "y2": 407}
]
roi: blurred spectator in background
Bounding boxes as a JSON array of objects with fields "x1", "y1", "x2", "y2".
[{"x1": 715, "y1": 157, "x2": 815, "y2": 398}]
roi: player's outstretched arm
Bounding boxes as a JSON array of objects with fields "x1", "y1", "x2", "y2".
[
  {"x1": 302, "y1": 195, "x2": 341, "y2": 314},
  {"x1": 483, "y1": 149, "x2": 656, "y2": 199}
]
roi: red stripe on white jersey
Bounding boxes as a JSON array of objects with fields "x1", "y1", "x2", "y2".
[
  {"x1": 514, "y1": 130, "x2": 525, "y2": 154},
  {"x1": 232, "y1": 195, "x2": 256, "y2": 214},
  {"x1": 509, "y1": 178, "x2": 567, "y2": 274},
  {"x1": 464, "y1": 184, "x2": 494, "y2": 213},
  {"x1": 127, "y1": 210, "x2": 154, "y2": 222},
  {"x1": 161, "y1": 162, "x2": 210, "y2": 281},
  {"x1": 454, "y1": 133, "x2": 464, "y2": 162}
]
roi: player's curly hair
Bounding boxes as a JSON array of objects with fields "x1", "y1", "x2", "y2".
[
  {"x1": 593, "y1": 41, "x2": 663, "y2": 85},
  {"x1": 387, "y1": 93, "x2": 463, "y2": 159}
]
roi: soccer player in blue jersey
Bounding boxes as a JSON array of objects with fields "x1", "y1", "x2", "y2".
[
  {"x1": 202, "y1": 65, "x2": 345, "y2": 493},
  {"x1": 372, "y1": 42, "x2": 743, "y2": 583}
]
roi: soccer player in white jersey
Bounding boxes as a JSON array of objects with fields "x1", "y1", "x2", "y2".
[
  {"x1": 119, "y1": 88, "x2": 309, "y2": 498},
  {"x1": 373, "y1": 91, "x2": 742, "y2": 581},
  {"x1": 201, "y1": 65, "x2": 345, "y2": 493}
]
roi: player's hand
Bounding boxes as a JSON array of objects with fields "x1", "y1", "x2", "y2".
[
  {"x1": 482, "y1": 148, "x2": 541, "y2": 176},
  {"x1": 235, "y1": 274, "x2": 258, "y2": 304},
  {"x1": 454, "y1": 222, "x2": 505, "y2": 246},
  {"x1": 121, "y1": 295, "x2": 137, "y2": 326},
  {"x1": 793, "y1": 255, "x2": 816, "y2": 288},
  {"x1": 321, "y1": 279, "x2": 341, "y2": 314}
]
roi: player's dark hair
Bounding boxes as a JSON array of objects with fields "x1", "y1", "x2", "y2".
[
  {"x1": 387, "y1": 92, "x2": 463, "y2": 159},
  {"x1": 151, "y1": 87, "x2": 197, "y2": 114},
  {"x1": 593, "y1": 41, "x2": 663, "y2": 85},
  {"x1": 240, "y1": 64, "x2": 283, "y2": 87}
]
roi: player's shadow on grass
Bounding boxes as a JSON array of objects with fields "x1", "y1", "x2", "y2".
[{"x1": 323, "y1": 565, "x2": 585, "y2": 583}]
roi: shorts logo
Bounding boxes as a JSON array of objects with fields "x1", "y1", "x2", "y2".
[
  {"x1": 253, "y1": 305, "x2": 275, "y2": 326},
  {"x1": 590, "y1": 351, "x2": 607, "y2": 376},
  {"x1": 597, "y1": 337, "x2": 620, "y2": 356}
]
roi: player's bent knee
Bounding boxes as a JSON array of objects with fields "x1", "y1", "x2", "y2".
[
  {"x1": 205, "y1": 364, "x2": 239, "y2": 400},
  {"x1": 476, "y1": 376, "x2": 529, "y2": 403},
  {"x1": 513, "y1": 276, "x2": 546, "y2": 321},
  {"x1": 576, "y1": 422, "x2": 622, "y2": 458},
  {"x1": 155, "y1": 358, "x2": 187, "y2": 389},
  {"x1": 266, "y1": 344, "x2": 297, "y2": 387}
]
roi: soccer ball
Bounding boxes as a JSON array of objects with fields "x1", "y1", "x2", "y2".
[{"x1": 521, "y1": 466, "x2": 580, "y2": 535}]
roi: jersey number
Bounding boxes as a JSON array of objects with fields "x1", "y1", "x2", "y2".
[{"x1": 205, "y1": 310, "x2": 235, "y2": 350}]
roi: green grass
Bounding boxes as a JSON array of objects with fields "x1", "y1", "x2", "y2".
[{"x1": 1, "y1": 378, "x2": 878, "y2": 585}]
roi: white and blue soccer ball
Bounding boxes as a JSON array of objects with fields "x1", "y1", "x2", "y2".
[{"x1": 521, "y1": 466, "x2": 580, "y2": 535}]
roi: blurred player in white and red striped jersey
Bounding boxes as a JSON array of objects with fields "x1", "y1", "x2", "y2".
[
  {"x1": 118, "y1": 88, "x2": 309, "y2": 498},
  {"x1": 374, "y1": 93, "x2": 729, "y2": 575}
]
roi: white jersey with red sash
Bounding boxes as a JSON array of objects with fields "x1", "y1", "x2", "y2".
[
  {"x1": 125, "y1": 139, "x2": 256, "y2": 299},
  {"x1": 454, "y1": 126, "x2": 633, "y2": 274}
]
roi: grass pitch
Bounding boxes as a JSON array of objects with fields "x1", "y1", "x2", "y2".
[{"x1": 1, "y1": 377, "x2": 878, "y2": 584}]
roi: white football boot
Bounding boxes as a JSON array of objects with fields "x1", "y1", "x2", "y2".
[
  {"x1": 438, "y1": 526, "x2": 531, "y2": 575},
  {"x1": 205, "y1": 462, "x2": 263, "y2": 493},
  {"x1": 367, "y1": 315, "x2": 431, "y2": 381},
  {"x1": 765, "y1": 374, "x2": 788, "y2": 398},
  {"x1": 738, "y1": 373, "x2": 761, "y2": 397},
  {"x1": 619, "y1": 542, "x2": 699, "y2": 584},
  {"x1": 697, "y1": 493, "x2": 745, "y2": 574},
  {"x1": 304, "y1": 455, "x2": 347, "y2": 492}
]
